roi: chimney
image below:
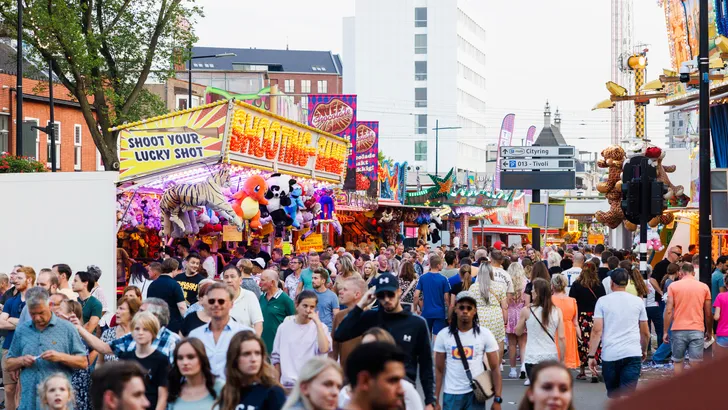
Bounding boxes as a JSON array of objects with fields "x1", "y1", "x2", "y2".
[
  {"x1": 554, "y1": 108, "x2": 561, "y2": 128},
  {"x1": 544, "y1": 100, "x2": 551, "y2": 127}
]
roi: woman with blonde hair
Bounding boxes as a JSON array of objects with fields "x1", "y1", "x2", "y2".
[
  {"x1": 547, "y1": 251, "x2": 563, "y2": 275},
  {"x1": 550, "y1": 274, "x2": 580, "y2": 370},
  {"x1": 472, "y1": 262, "x2": 508, "y2": 363},
  {"x1": 337, "y1": 328, "x2": 423, "y2": 410},
  {"x1": 361, "y1": 261, "x2": 377, "y2": 284},
  {"x1": 334, "y1": 255, "x2": 362, "y2": 294},
  {"x1": 507, "y1": 262, "x2": 529, "y2": 379},
  {"x1": 281, "y1": 357, "x2": 342, "y2": 410},
  {"x1": 215, "y1": 331, "x2": 285, "y2": 410}
]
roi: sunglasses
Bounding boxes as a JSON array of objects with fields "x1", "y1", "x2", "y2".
[
  {"x1": 672, "y1": 252, "x2": 681, "y2": 257},
  {"x1": 376, "y1": 291, "x2": 396, "y2": 300},
  {"x1": 208, "y1": 298, "x2": 227, "y2": 306},
  {"x1": 457, "y1": 305, "x2": 474, "y2": 312}
]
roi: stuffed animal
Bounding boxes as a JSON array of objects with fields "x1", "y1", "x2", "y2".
[
  {"x1": 264, "y1": 173, "x2": 295, "y2": 227},
  {"x1": 594, "y1": 145, "x2": 627, "y2": 229},
  {"x1": 160, "y1": 167, "x2": 243, "y2": 237},
  {"x1": 232, "y1": 175, "x2": 269, "y2": 230},
  {"x1": 428, "y1": 213, "x2": 444, "y2": 243},
  {"x1": 284, "y1": 183, "x2": 305, "y2": 229},
  {"x1": 379, "y1": 209, "x2": 394, "y2": 224},
  {"x1": 318, "y1": 189, "x2": 335, "y2": 220}
]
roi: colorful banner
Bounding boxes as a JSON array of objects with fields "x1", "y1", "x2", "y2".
[
  {"x1": 117, "y1": 101, "x2": 228, "y2": 181},
  {"x1": 355, "y1": 121, "x2": 379, "y2": 197},
  {"x1": 494, "y1": 114, "x2": 516, "y2": 190},
  {"x1": 525, "y1": 125, "x2": 536, "y2": 146},
  {"x1": 307, "y1": 95, "x2": 357, "y2": 190},
  {"x1": 228, "y1": 101, "x2": 348, "y2": 180}
]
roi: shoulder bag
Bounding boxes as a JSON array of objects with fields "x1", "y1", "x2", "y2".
[
  {"x1": 529, "y1": 306, "x2": 555, "y2": 343},
  {"x1": 453, "y1": 330, "x2": 494, "y2": 402}
]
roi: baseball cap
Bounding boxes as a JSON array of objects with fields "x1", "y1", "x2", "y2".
[
  {"x1": 455, "y1": 291, "x2": 477, "y2": 305},
  {"x1": 374, "y1": 272, "x2": 399, "y2": 294},
  {"x1": 251, "y1": 258, "x2": 266, "y2": 270},
  {"x1": 493, "y1": 241, "x2": 505, "y2": 251}
]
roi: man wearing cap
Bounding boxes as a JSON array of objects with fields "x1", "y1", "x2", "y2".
[
  {"x1": 588, "y1": 268, "x2": 650, "y2": 399},
  {"x1": 435, "y1": 292, "x2": 503, "y2": 409},
  {"x1": 334, "y1": 272, "x2": 436, "y2": 409}
]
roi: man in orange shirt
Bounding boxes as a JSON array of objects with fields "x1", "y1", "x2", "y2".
[{"x1": 663, "y1": 262, "x2": 712, "y2": 374}]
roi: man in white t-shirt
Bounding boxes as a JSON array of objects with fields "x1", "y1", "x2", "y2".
[
  {"x1": 489, "y1": 250, "x2": 514, "y2": 294},
  {"x1": 221, "y1": 265, "x2": 263, "y2": 335},
  {"x1": 435, "y1": 292, "x2": 503, "y2": 409},
  {"x1": 198, "y1": 243, "x2": 217, "y2": 278},
  {"x1": 589, "y1": 268, "x2": 650, "y2": 399},
  {"x1": 562, "y1": 252, "x2": 584, "y2": 294}
]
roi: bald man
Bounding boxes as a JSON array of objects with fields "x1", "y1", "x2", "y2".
[
  {"x1": 563, "y1": 252, "x2": 585, "y2": 293},
  {"x1": 259, "y1": 269, "x2": 295, "y2": 353}
]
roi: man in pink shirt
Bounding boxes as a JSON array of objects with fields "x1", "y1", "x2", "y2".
[{"x1": 663, "y1": 262, "x2": 712, "y2": 374}]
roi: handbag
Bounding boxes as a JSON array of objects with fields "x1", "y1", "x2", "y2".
[
  {"x1": 453, "y1": 329, "x2": 494, "y2": 402},
  {"x1": 529, "y1": 307, "x2": 555, "y2": 343}
]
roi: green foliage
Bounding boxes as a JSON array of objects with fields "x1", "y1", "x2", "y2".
[
  {"x1": 0, "y1": 152, "x2": 47, "y2": 173},
  {"x1": 0, "y1": 0, "x2": 202, "y2": 170}
]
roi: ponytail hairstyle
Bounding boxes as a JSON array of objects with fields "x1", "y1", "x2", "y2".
[
  {"x1": 477, "y1": 262, "x2": 493, "y2": 305},
  {"x1": 459, "y1": 265, "x2": 472, "y2": 291}
]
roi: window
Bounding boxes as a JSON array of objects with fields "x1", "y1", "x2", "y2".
[
  {"x1": 74, "y1": 125, "x2": 82, "y2": 170},
  {"x1": 317, "y1": 80, "x2": 328, "y2": 93},
  {"x1": 284, "y1": 79, "x2": 295, "y2": 93},
  {"x1": 415, "y1": 34, "x2": 427, "y2": 54},
  {"x1": 96, "y1": 149, "x2": 105, "y2": 171},
  {"x1": 415, "y1": 88, "x2": 427, "y2": 107},
  {"x1": 415, "y1": 141, "x2": 427, "y2": 161},
  {"x1": 415, "y1": 61, "x2": 427, "y2": 81},
  {"x1": 415, "y1": 7, "x2": 427, "y2": 27},
  {"x1": 46, "y1": 121, "x2": 60, "y2": 169},
  {"x1": 301, "y1": 80, "x2": 311, "y2": 93},
  {"x1": 0, "y1": 114, "x2": 8, "y2": 153},
  {"x1": 415, "y1": 115, "x2": 427, "y2": 134}
]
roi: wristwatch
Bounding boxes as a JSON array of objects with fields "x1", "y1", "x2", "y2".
[
  {"x1": 494, "y1": 396, "x2": 503, "y2": 404},
  {"x1": 587, "y1": 355, "x2": 595, "y2": 359}
]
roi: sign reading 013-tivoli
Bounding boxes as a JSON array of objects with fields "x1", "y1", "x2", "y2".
[{"x1": 498, "y1": 146, "x2": 576, "y2": 190}]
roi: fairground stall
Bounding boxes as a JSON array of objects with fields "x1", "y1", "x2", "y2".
[{"x1": 114, "y1": 99, "x2": 349, "y2": 286}]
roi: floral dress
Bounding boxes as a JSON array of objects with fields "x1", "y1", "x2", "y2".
[
  {"x1": 100, "y1": 326, "x2": 123, "y2": 362},
  {"x1": 399, "y1": 278, "x2": 418, "y2": 304},
  {"x1": 71, "y1": 345, "x2": 95, "y2": 410},
  {"x1": 506, "y1": 280, "x2": 528, "y2": 334},
  {"x1": 471, "y1": 280, "x2": 508, "y2": 343}
]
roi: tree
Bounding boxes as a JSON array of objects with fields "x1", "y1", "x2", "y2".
[{"x1": 0, "y1": 0, "x2": 201, "y2": 170}]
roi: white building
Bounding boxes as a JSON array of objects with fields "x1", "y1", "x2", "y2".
[{"x1": 343, "y1": 0, "x2": 488, "y2": 177}]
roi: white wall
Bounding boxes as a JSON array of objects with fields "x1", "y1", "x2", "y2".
[{"x1": 0, "y1": 172, "x2": 118, "y2": 313}]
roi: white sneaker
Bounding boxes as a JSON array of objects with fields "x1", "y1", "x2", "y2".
[
  {"x1": 524, "y1": 379, "x2": 531, "y2": 386},
  {"x1": 509, "y1": 369, "x2": 518, "y2": 378},
  {"x1": 500, "y1": 364, "x2": 504, "y2": 372}
]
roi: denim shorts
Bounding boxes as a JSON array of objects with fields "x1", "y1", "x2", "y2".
[
  {"x1": 671, "y1": 330, "x2": 704, "y2": 362},
  {"x1": 716, "y1": 336, "x2": 728, "y2": 348},
  {"x1": 443, "y1": 392, "x2": 485, "y2": 410}
]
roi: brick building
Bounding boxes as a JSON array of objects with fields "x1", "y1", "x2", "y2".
[
  {"x1": 0, "y1": 71, "x2": 103, "y2": 172},
  {"x1": 176, "y1": 47, "x2": 343, "y2": 106}
]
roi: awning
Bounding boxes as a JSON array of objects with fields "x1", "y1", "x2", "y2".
[
  {"x1": 472, "y1": 225, "x2": 559, "y2": 235},
  {"x1": 378, "y1": 198, "x2": 439, "y2": 209}
]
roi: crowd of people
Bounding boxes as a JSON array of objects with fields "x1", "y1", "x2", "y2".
[{"x1": 1, "y1": 239, "x2": 721, "y2": 410}]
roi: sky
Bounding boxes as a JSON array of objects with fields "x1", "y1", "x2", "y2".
[{"x1": 194, "y1": 0, "x2": 672, "y2": 155}]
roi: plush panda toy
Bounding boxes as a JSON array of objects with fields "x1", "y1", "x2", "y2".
[
  {"x1": 428, "y1": 213, "x2": 443, "y2": 243},
  {"x1": 264, "y1": 173, "x2": 296, "y2": 227}
]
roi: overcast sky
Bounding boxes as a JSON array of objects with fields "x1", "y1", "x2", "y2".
[{"x1": 194, "y1": 0, "x2": 671, "y2": 155}]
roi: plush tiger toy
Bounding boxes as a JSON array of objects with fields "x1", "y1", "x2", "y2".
[{"x1": 160, "y1": 166, "x2": 243, "y2": 237}]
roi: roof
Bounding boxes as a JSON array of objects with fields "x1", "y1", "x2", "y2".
[
  {"x1": 191, "y1": 47, "x2": 342, "y2": 75},
  {"x1": 0, "y1": 41, "x2": 48, "y2": 80},
  {"x1": 534, "y1": 125, "x2": 567, "y2": 146}
]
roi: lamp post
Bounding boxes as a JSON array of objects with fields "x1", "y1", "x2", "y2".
[
  {"x1": 31, "y1": 58, "x2": 56, "y2": 171},
  {"x1": 698, "y1": 0, "x2": 711, "y2": 285},
  {"x1": 432, "y1": 120, "x2": 461, "y2": 175},
  {"x1": 16, "y1": 0, "x2": 23, "y2": 156},
  {"x1": 187, "y1": 52, "x2": 236, "y2": 109}
]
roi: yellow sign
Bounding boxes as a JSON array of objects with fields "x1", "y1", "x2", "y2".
[
  {"x1": 282, "y1": 242, "x2": 292, "y2": 255},
  {"x1": 222, "y1": 224, "x2": 243, "y2": 242},
  {"x1": 587, "y1": 233, "x2": 604, "y2": 245},
  {"x1": 115, "y1": 101, "x2": 228, "y2": 181},
  {"x1": 297, "y1": 234, "x2": 324, "y2": 253}
]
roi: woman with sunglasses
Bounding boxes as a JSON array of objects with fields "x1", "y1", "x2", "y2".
[
  {"x1": 215, "y1": 331, "x2": 285, "y2": 410},
  {"x1": 167, "y1": 338, "x2": 223, "y2": 409},
  {"x1": 272, "y1": 290, "x2": 332, "y2": 392}
]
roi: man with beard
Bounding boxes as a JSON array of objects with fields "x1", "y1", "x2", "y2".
[
  {"x1": 344, "y1": 342, "x2": 408, "y2": 410},
  {"x1": 334, "y1": 272, "x2": 436, "y2": 409}
]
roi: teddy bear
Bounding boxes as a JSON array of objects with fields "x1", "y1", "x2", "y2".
[{"x1": 595, "y1": 145, "x2": 627, "y2": 229}]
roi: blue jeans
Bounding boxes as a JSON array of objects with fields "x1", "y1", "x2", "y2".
[
  {"x1": 652, "y1": 326, "x2": 672, "y2": 363},
  {"x1": 443, "y1": 392, "x2": 485, "y2": 410},
  {"x1": 602, "y1": 356, "x2": 642, "y2": 398},
  {"x1": 646, "y1": 306, "x2": 664, "y2": 349}
]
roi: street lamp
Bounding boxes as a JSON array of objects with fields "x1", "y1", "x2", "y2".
[
  {"x1": 432, "y1": 120, "x2": 461, "y2": 175},
  {"x1": 31, "y1": 58, "x2": 56, "y2": 171},
  {"x1": 187, "y1": 52, "x2": 236, "y2": 108}
]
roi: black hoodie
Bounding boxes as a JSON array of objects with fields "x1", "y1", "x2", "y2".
[{"x1": 333, "y1": 305, "x2": 435, "y2": 405}]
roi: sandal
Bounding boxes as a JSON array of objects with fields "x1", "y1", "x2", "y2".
[{"x1": 575, "y1": 373, "x2": 587, "y2": 380}]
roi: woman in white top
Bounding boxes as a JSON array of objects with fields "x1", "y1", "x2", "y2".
[
  {"x1": 338, "y1": 327, "x2": 422, "y2": 410},
  {"x1": 643, "y1": 267, "x2": 663, "y2": 353},
  {"x1": 516, "y1": 278, "x2": 566, "y2": 386}
]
